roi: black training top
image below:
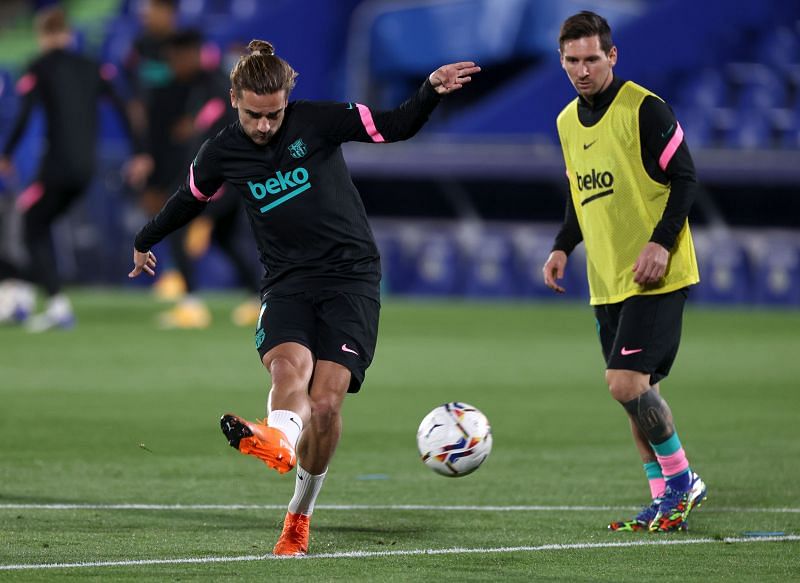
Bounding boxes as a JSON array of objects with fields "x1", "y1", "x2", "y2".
[
  {"x1": 553, "y1": 76, "x2": 699, "y2": 255},
  {"x1": 3, "y1": 48, "x2": 136, "y2": 180},
  {"x1": 135, "y1": 79, "x2": 442, "y2": 300}
]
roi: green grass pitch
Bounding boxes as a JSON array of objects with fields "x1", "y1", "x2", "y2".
[{"x1": 0, "y1": 290, "x2": 798, "y2": 581}]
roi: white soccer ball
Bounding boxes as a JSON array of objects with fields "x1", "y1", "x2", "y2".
[{"x1": 416, "y1": 402, "x2": 492, "y2": 477}]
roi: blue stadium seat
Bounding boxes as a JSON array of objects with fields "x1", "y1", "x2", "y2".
[
  {"x1": 511, "y1": 226, "x2": 588, "y2": 300},
  {"x1": 691, "y1": 230, "x2": 753, "y2": 304},
  {"x1": 512, "y1": 226, "x2": 558, "y2": 298},
  {"x1": 770, "y1": 106, "x2": 798, "y2": 149},
  {"x1": 462, "y1": 229, "x2": 518, "y2": 298},
  {"x1": 724, "y1": 109, "x2": 772, "y2": 149},
  {"x1": 757, "y1": 26, "x2": 800, "y2": 74},
  {"x1": 737, "y1": 73, "x2": 787, "y2": 111},
  {"x1": 403, "y1": 229, "x2": 463, "y2": 296},
  {"x1": 748, "y1": 233, "x2": 800, "y2": 306},
  {"x1": 369, "y1": 0, "x2": 534, "y2": 79},
  {"x1": 674, "y1": 106, "x2": 714, "y2": 149},
  {"x1": 678, "y1": 70, "x2": 725, "y2": 111},
  {"x1": 372, "y1": 224, "x2": 407, "y2": 295}
]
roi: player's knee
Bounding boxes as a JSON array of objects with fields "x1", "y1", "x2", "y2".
[
  {"x1": 605, "y1": 370, "x2": 648, "y2": 403},
  {"x1": 309, "y1": 394, "x2": 341, "y2": 431},
  {"x1": 268, "y1": 355, "x2": 312, "y2": 389}
]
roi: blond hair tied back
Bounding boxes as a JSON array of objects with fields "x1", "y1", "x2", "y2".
[
  {"x1": 230, "y1": 39, "x2": 297, "y2": 96},
  {"x1": 247, "y1": 39, "x2": 275, "y2": 57}
]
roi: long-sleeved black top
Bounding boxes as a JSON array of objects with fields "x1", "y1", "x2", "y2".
[
  {"x1": 135, "y1": 79, "x2": 442, "y2": 300},
  {"x1": 552, "y1": 76, "x2": 698, "y2": 255},
  {"x1": 3, "y1": 48, "x2": 139, "y2": 180}
]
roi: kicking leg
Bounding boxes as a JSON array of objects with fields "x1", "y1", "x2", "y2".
[{"x1": 220, "y1": 342, "x2": 312, "y2": 473}]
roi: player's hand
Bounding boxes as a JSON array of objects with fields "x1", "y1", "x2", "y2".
[
  {"x1": 633, "y1": 242, "x2": 669, "y2": 285},
  {"x1": 543, "y1": 250, "x2": 568, "y2": 294},
  {"x1": 128, "y1": 249, "x2": 157, "y2": 278},
  {"x1": 429, "y1": 62, "x2": 481, "y2": 95}
]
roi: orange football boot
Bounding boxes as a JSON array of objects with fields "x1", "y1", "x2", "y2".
[
  {"x1": 273, "y1": 512, "x2": 310, "y2": 556},
  {"x1": 220, "y1": 414, "x2": 296, "y2": 474}
]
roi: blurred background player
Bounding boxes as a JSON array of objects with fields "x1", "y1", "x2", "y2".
[
  {"x1": 123, "y1": 0, "x2": 181, "y2": 202},
  {"x1": 0, "y1": 4, "x2": 147, "y2": 331},
  {"x1": 122, "y1": 0, "x2": 195, "y2": 311},
  {"x1": 157, "y1": 29, "x2": 262, "y2": 329},
  {"x1": 129, "y1": 39, "x2": 480, "y2": 555},
  {"x1": 542, "y1": 11, "x2": 707, "y2": 532}
]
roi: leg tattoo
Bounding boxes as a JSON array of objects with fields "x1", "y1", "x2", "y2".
[{"x1": 622, "y1": 388, "x2": 674, "y2": 444}]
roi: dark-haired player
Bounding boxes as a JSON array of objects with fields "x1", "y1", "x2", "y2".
[{"x1": 542, "y1": 11, "x2": 707, "y2": 532}]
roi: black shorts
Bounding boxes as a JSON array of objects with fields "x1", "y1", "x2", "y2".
[
  {"x1": 254, "y1": 290, "x2": 380, "y2": 393},
  {"x1": 594, "y1": 288, "x2": 689, "y2": 385}
]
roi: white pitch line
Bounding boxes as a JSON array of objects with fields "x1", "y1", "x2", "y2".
[
  {"x1": 0, "y1": 503, "x2": 798, "y2": 513},
  {"x1": 1, "y1": 535, "x2": 798, "y2": 571}
]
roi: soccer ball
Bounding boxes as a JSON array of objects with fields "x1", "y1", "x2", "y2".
[{"x1": 416, "y1": 402, "x2": 492, "y2": 477}]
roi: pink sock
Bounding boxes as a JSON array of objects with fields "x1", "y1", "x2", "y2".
[{"x1": 649, "y1": 477, "x2": 666, "y2": 499}]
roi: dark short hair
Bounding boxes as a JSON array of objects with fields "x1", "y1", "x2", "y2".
[
  {"x1": 150, "y1": 0, "x2": 178, "y2": 9},
  {"x1": 558, "y1": 11, "x2": 614, "y2": 54},
  {"x1": 165, "y1": 29, "x2": 203, "y2": 52}
]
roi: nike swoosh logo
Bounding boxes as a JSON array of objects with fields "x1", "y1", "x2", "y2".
[
  {"x1": 583, "y1": 140, "x2": 597, "y2": 150},
  {"x1": 661, "y1": 123, "x2": 675, "y2": 139},
  {"x1": 620, "y1": 347, "x2": 643, "y2": 356},
  {"x1": 346, "y1": 102, "x2": 354, "y2": 109},
  {"x1": 341, "y1": 343, "x2": 359, "y2": 355}
]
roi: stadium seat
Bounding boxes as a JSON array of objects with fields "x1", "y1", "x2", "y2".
[
  {"x1": 691, "y1": 230, "x2": 753, "y2": 304},
  {"x1": 403, "y1": 228, "x2": 463, "y2": 296},
  {"x1": 512, "y1": 226, "x2": 558, "y2": 298},
  {"x1": 674, "y1": 106, "x2": 714, "y2": 149},
  {"x1": 678, "y1": 70, "x2": 725, "y2": 111},
  {"x1": 462, "y1": 229, "x2": 518, "y2": 298},
  {"x1": 372, "y1": 224, "x2": 407, "y2": 295},
  {"x1": 747, "y1": 232, "x2": 800, "y2": 306},
  {"x1": 757, "y1": 26, "x2": 800, "y2": 75},
  {"x1": 511, "y1": 226, "x2": 588, "y2": 300},
  {"x1": 724, "y1": 109, "x2": 772, "y2": 149},
  {"x1": 770, "y1": 107, "x2": 798, "y2": 149}
]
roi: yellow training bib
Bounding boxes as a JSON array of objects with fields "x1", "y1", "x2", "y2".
[{"x1": 556, "y1": 81, "x2": 699, "y2": 305}]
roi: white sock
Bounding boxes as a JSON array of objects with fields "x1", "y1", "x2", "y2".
[
  {"x1": 267, "y1": 409, "x2": 303, "y2": 448},
  {"x1": 287, "y1": 465, "x2": 327, "y2": 516}
]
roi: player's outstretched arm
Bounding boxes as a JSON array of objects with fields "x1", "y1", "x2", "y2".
[
  {"x1": 543, "y1": 250, "x2": 568, "y2": 294},
  {"x1": 325, "y1": 61, "x2": 482, "y2": 144},
  {"x1": 128, "y1": 249, "x2": 157, "y2": 278},
  {"x1": 428, "y1": 62, "x2": 482, "y2": 95}
]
